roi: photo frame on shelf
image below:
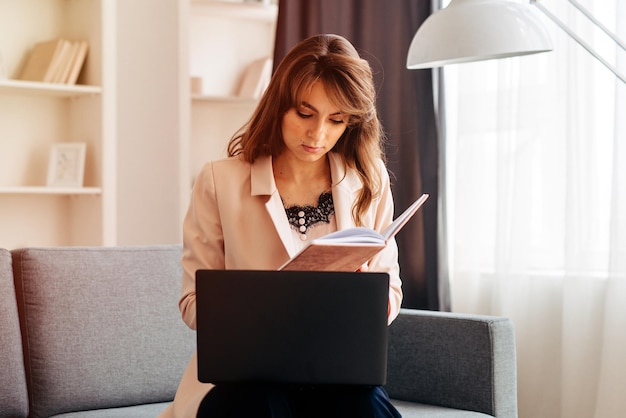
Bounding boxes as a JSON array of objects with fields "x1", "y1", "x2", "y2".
[{"x1": 47, "y1": 142, "x2": 86, "y2": 187}]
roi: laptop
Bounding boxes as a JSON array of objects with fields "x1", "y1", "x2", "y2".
[{"x1": 195, "y1": 269, "x2": 389, "y2": 386}]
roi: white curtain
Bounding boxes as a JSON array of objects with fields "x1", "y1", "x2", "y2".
[{"x1": 443, "y1": 1, "x2": 625, "y2": 417}]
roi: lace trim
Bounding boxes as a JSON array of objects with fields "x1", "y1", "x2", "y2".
[{"x1": 284, "y1": 191, "x2": 335, "y2": 239}]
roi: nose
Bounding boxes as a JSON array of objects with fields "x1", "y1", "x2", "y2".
[{"x1": 307, "y1": 120, "x2": 326, "y2": 141}]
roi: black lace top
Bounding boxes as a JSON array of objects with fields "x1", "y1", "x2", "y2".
[{"x1": 284, "y1": 191, "x2": 335, "y2": 240}]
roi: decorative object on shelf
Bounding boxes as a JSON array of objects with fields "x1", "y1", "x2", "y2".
[
  {"x1": 18, "y1": 38, "x2": 89, "y2": 84},
  {"x1": 46, "y1": 142, "x2": 86, "y2": 187},
  {"x1": 190, "y1": 76, "x2": 203, "y2": 95},
  {"x1": 236, "y1": 56, "x2": 272, "y2": 99}
]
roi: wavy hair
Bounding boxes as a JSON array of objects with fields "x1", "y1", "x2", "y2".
[{"x1": 228, "y1": 34, "x2": 386, "y2": 226}]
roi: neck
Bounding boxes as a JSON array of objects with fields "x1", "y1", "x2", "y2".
[
  {"x1": 273, "y1": 154, "x2": 332, "y2": 206},
  {"x1": 273, "y1": 154, "x2": 330, "y2": 185}
]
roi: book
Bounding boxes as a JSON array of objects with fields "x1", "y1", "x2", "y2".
[
  {"x1": 50, "y1": 40, "x2": 76, "y2": 83},
  {"x1": 18, "y1": 39, "x2": 69, "y2": 82},
  {"x1": 278, "y1": 193, "x2": 429, "y2": 272},
  {"x1": 237, "y1": 57, "x2": 273, "y2": 99},
  {"x1": 65, "y1": 40, "x2": 89, "y2": 84}
]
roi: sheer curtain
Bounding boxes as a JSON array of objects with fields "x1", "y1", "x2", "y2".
[{"x1": 443, "y1": 1, "x2": 625, "y2": 417}]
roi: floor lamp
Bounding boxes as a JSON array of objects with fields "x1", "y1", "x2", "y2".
[
  {"x1": 404, "y1": 0, "x2": 624, "y2": 305},
  {"x1": 406, "y1": 0, "x2": 625, "y2": 84}
]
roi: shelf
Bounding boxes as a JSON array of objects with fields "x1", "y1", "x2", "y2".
[
  {"x1": 191, "y1": 1, "x2": 278, "y2": 22},
  {"x1": 0, "y1": 186, "x2": 102, "y2": 196},
  {"x1": 192, "y1": 94, "x2": 259, "y2": 104},
  {"x1": 0, "y1": 79, "x2": 101, "y2": 98}
]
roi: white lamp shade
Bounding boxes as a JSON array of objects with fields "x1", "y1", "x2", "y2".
[{"x1": 407, "y1": 0, "x2": 553, "y2": 69}]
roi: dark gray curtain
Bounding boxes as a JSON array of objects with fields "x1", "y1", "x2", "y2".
[{"x1": 274, "y1": 0, "x2": 443, "y2": 311}]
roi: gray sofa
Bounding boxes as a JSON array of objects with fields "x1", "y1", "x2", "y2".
[{"x1": 0, "y1": 245, "x2": 518, "y2": 417}]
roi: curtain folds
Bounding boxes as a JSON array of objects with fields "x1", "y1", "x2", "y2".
[
  {"x1": 445, "y1": 0, "x2": 625, "y2": 416},
  {"x1": 274, "y1": 0, "x2": 443, "y2": 310}
]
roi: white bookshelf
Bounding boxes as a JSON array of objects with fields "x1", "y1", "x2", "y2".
[
  {"x1": 183, "y1": 0, "x2": 278, "y2": 193},
  {"x1": 0, "y1": 0, "x2": 270, "y2": 249},
  {"x1": 0, "y1": 0, "x2": 183, "y2": 249},
  {"x1": 0, "y1": 0, "x2": 111, "y2": 249}
]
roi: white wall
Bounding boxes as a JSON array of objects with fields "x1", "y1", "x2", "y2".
[{"x1": 115, "y1": 0, "x2": 183, "y2": 245}]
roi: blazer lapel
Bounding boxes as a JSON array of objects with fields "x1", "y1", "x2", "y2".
[
  {"x1": 250, "y1": 156, "x2": 297, "y2": 257},
  {"x1": 328, "y1": 152, "x2": 361, "y2": 231}
]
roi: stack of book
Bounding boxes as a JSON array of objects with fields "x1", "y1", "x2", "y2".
[
  {"x1": 236, "y1": 57, "x2": 273, "y2": 99},
  {"x1": 18, "y1": 38, "x2": 89, "y2": 85}
]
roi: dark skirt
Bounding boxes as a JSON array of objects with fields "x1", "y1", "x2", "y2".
[{"x1": 197, "y1": 383, "x2": 402, "y2": 418}]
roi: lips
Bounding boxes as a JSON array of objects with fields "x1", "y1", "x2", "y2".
[{"x1": 302, "y1": 144, "x2": 323, "y2": 153}]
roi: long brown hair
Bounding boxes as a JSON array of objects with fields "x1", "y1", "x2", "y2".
[{"x1": 228, "y1": 34, "x2": 386, "y2": 226}]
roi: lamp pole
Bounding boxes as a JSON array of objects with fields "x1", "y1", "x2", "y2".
[{"x1": 531, "y1": 0, "x2": 626, "y2": 84}]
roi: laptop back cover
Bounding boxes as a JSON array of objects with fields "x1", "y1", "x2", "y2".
[{"x1": 195, "y1": 270, "x2": 389, "y2": 386}]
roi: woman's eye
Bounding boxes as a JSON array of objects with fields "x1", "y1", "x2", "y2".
[
  {"x1": 297, "y1": 111, "x2": 312, "y2": 119},
  {"x1": 330, "y1": 118, "x2": 345, "y2": 125}
]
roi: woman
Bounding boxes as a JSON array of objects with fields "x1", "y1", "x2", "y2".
[{"x1": 162, "y1": 34, "x2": 403, "y2": 418}]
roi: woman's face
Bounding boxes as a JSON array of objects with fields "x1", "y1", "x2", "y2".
[{"x1": 280, "y1": 81, "x2": 348, "y2": 164}]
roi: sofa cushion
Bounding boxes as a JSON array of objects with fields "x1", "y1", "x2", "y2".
[
  {"x1": 0, "y1": 248, "x2": 28, "y2": 418},
  {"x1": 49, "y1": 401, "x2": 170, "y2": 417},
  {"x1": 12, "y1": 245, "x2": 195, "y2": 418},
  {"x1": 391, "y1": 399, "x2": 493, "y2": 417}
]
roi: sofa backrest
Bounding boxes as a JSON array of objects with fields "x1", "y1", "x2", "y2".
[
  {"x1": 12, "y1": 245, "x2": 195, "y2": 418},
  {"x1": 0, "y1": 249, "x2": 29, "y2": 418}
]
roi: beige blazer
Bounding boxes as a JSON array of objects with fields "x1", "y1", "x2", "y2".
[{"x1": 159, "y1": 152, "x2": 402, "y2": 418}]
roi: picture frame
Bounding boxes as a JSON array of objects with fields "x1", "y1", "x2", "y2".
[{"x1": 47, "y1": 142, "x2": 86, "y2": 187}]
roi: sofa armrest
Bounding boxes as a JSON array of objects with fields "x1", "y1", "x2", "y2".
[{"x1": 385, "y1": 308, "x2": 518, "y2": 418}]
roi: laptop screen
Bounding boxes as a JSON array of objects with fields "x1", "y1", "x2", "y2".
[{"x1": 195, "y1": 269, "x2": 389, "y2": 386}]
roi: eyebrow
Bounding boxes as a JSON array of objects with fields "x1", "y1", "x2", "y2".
[{"x1": 301, "y1": 101, "x2": 343, "y2": 117}]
